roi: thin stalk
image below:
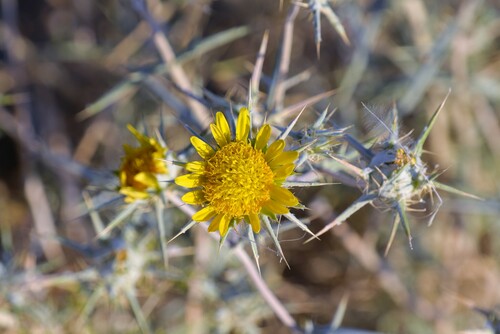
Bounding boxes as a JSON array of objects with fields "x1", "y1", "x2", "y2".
[
  {"x1": 267, "y1": 3, "x2": 300, "y2": 113},
  {"x1": 164, "y1": 190, "x2": 300, "y2": 332}
]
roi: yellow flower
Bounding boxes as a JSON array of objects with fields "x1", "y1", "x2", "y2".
[
  {"x1": 175, "y1": 107, "x2": 299, "y2": 237},
  {"x1": 118, "y1": 125, "x2": 168, "y2": 203}
]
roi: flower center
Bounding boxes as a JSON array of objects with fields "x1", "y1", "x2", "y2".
[
  {"x1": 394, "y1": 148, "x2": 416, "y2": 167},
  {"x1": 203, "y1": 141, "x2": 274, "y2": 218}
]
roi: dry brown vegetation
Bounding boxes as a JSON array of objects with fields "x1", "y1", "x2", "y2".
[{"x1": 0, "y1": 0, "x2": 499, "y2": 333}]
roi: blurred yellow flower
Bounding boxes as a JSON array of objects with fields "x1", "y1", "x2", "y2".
[
  {"x1": 119, "y1": 125, "x2": 168, "y2": 203},
  {"x1": 175, "y1": 108, "x2": 299, "y2": 237}
]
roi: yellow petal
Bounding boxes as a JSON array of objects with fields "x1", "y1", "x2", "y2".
[
  {"x1": 236, "y1": 107, "x2": 250, "y2": 142},
  {"x1": 254, "y1": 124, "x2": 271, "y2": 151},
  {"x1": 122, "y1": 144, "x2": 134, "y2": 155},
  {"x1": 186, "y1": 161, "x2": 205, "y2": 173},
  {"x1": 175, "y1": 173, "x2": 202, "y2": 188},
  {"x1": 134, "y1": 172, "x2": 159, "y2": 189},
  {"x1": 208, "y1": 214, "x2": 224, "y2": 232},
  {"x1": 270, "y1": 185, "x2": 299, "y2": 207},
  {"x1": 153, "y1": 159, "x2": 168, "y2": 174},
  {"x1": 119, "y1": 170, "x2": 127, "y2": 185},
  {"x1": 269, "y1": 151, "x2": 299, "y2": 169},
  {"x1": 181, "y1": 190, "x2": 205, "y2": 205},
  {"x1": 262, "y1": 199, "x2": 289, "y2": 215},
  {"x1": 120, "y1": 187, "x2": 149, "y2": 202},
  {"x1": 264, "y1": 140, "x2": 285, "y2": 162},
  {"x1": 211, "y1": 123, "x2": 228, "y2": 147},
  {"x1": 273, "y1": 164, "x2": 295, "y2": 180},
  {"x1": 215, "y1": 112, "x2": 231, "y2": 144},
  {"x1": 191, "y1": 136, "x2": 214, "y2": 159},
  {"x1": 248, "y1": 214, "x2": 261, "y2": 233},
  {"x1": 219, "y1": 214, "x2": 231, "y2": 236},
  {"x1": 192, "y1": 206, "x2": 216, "y2": 222},
  {"x1": 127, "y1": 124, "x2": 147, "y2": 144}
]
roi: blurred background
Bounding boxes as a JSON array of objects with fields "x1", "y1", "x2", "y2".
[{"x1": 0, "y1": 0, "x2": 499, "y2": 333}]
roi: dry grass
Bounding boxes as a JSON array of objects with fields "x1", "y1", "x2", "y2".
[{"x1": 0, "y1": 0, "x2": 499, "y2": 333}]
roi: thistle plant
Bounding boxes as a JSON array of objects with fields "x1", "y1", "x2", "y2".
[
  {"x1": 174, "y1": 107, "x2": 317, "y2": 267},
  {"x1": 2, "y1": 0, "x2": 496, "y2": 332},
  {"x1": 307, "y1": 93, "x2": 481, "y2": 254}
]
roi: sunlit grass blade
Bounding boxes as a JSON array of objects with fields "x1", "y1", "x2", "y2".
[
  {"x1": 76, "y1": 285, "x2": 105, "y2": 329},
  {"x1": 155, "y1": 198, "x2": 168, "y2": 268},
  {"x1": 398, "y1": 19, "x2": 458, "y2": 112},
  {"x1": 77, "y1": 26, "x2": 249, "y2": 120},
  {"x1": 75, "y1": 193, "x2": 124, "y2": 220},
  {"x1": 125, "y1": 287, "x2": 152, "y2": 334},
  {"x1": 142, "y1": 76, "x2": 191, "y2": 120},
  {"x1": 83, "y1": 191, "x2": 106, "y2": 236},
  {"x1": 96, "y1": 200, "x2": 142, "y2": 240},
  {"x1": 331, "y1": 292, "x2": 350, "y2": 330},
  {"x1": 337, "y1": 12, "x2": 382, "y2": 109},
  {"x1": 180, "y1": 26, "x2": 249, "y2": 63},
  {"x1": 76, "y1": 80, "x2": 138, "y2": 121},
  {"x1": 283, "y1": 68, "x2": 313, "y2": 91}
]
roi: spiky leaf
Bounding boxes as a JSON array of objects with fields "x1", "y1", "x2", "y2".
[
  {"x1": 414, "y1": 91, "x2": 450, "y2": 155},
  {"x1": 306, "y1": 193, "x2": 377, "y2": 242}
]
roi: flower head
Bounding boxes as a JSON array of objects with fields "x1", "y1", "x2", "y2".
[
  {"x1": 118, "y1": 125, "x2": 168, "y2": 202},
  {"x1": 175, "y1": 108, "x2": 299, "y2": 237}
]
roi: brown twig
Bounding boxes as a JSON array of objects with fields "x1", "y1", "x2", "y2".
[
  {"x1": 129, "y1": 0, "x2": 211, "y2": 130},
  {"x1": 267, "y1": 3, "x2": 300, "y2": 113}
]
